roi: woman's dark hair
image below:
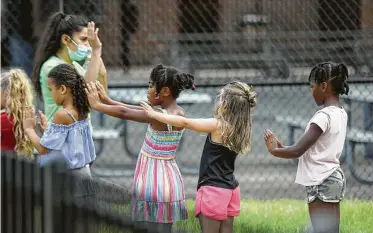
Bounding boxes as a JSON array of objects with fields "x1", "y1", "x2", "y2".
[
  {"x1": 48, "y1": 64, "x2": 90, "y2": 119},
  {"x1": 150, "y1": 64, "x2": 195, "y2": 98},
  {"x1": 31, "y1": 12, "x2": 88, "y2": 98},
  {"x1": 308, "y1": 61, "x2": 349, "y2": 95}
]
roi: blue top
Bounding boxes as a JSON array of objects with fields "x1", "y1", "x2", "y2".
[{"x1": 39, "y1": 112, "x2": 96, "y2": 169}]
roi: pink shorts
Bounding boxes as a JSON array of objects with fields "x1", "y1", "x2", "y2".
[{"x1": 195, "y1": 185, "x2": 240, "y2": 220}]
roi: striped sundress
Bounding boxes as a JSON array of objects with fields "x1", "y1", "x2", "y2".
[{"x1": 131, "y1": 110, "x2": 188, "y2": 223}]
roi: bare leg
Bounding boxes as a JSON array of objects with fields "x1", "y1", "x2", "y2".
[
  {"x1": 199, "y1": 214, "x2": 221, "y2": 233},
  {"x1": 308, "y1": 199, "x2": 340, "y2": 233},
  {"x1": 219, "y1": 217, "x2": 234, "y2": 233}
]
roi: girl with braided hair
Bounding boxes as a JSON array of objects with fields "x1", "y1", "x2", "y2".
[
  {"x1": 23, "y1": 63, "x2": 95, "y2": 175},
  {"x1": 141, "y1": 81, "x2": 257, "y2": 233},
  {"x1": 264, "y1": 61, "x2": 349, "y2": 233},
  {"x1": 86, "y1": 64, "x2": 195, "y2": 233}
]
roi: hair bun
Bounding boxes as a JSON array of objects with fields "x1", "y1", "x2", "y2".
[{"x1": 246, "y1": 91, "x2": 257, "y2": 108}]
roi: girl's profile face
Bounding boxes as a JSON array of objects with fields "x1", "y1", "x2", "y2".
[
  {"x1": 48, "y1": 78, "x2": 65, "y2": 106},
  {"x1": 311, "y1": 82, "x2": 326, "y2": 106},
  {"x1": 147, "y1": 79, "x2": 161, "y2": 106}
]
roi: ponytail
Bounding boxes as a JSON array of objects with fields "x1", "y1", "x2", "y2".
[
  {"x1": 31, "y1": 12, "x2": 88, "y2": 98},
  {"x1": 32, "y1": 12, "x2": 65, "y2": 98}
]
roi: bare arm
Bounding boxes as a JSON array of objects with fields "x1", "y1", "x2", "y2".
[
  {"x1": 95, "y1": 81, "x2": 142, "y2": 110},
  {"x1": 265, "y1": 124, "x2": 323, "y2": 159},
  {"x1": 84, "y1": 22, "x2": 102, "y2": 83},
  {"x1": 97, "y1": 58, "x2": 108, "y2": 91},
  {"x1": 91, "y1": 102, "x2": 154, "y2": 123},
  {"x1": 105, "y1": 98, "x2": 143, "y2": 110},
  {"x1": 23, "y1": 108, "x2": 49, "y2": 154},
  {"x1": 24, "y1": 110, "x2": 76, "y2": 155},
  {"x1": 24, "y1": 129, "x2": 49, "y2": 155},
  {"x1": 140, "y1": 101, "x2": 218, "y2": 133},
  {"x1": 86, "y1": 83, "x2": 155, "y2": 123}
]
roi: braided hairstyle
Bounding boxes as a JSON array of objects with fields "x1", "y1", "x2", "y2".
[
  {"x1": 48, "y1": 64, "x2": 90, "y2": 119},
  {"x1": 150, "y1": 64, "x2": 195, "y2": 98},
  {"x1": 31, "y1": 12, "x2": 88, "y2": 98},
  {"x1": 308, "y1": 61, "x2": 349, "y2": 95}
]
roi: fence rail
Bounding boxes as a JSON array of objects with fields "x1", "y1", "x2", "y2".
[{"x1": 1, "y1": 154, "x2": 166, "y2": 233}]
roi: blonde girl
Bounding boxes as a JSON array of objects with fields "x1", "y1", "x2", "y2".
[
  {"x1": 141, "y1": 81, "x2": 257, "y2": 233},
  {"x1": 1, "y1": 69, "x2": 38, "y2": 157}
]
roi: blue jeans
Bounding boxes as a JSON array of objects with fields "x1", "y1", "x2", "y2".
[{"x1": 8, "y1": 36, "x2": 34, "y2": 76}]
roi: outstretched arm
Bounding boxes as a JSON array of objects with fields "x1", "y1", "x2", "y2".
[
  {"x1": 140, "y1": 101, "x2": 218, "y2": 133},
  {"x1": 95, "y1": 81, "x2": 142, "y2": 110},
  {"x1": 90, "y1": 102, "x2": 153, "y2": 123},
  {"x1": 86, "y1": 82, "x2": 153, "y2": 123},
  {"x1": 264, "y1": 124, "x2": 323, "y2": 159}
]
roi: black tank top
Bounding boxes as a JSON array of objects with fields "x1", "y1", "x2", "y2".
[{"x1": 197, "y1": 134, "x2": 239, "y2": 190}]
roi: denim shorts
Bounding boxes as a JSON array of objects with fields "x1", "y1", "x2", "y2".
[{"x1": 306, "y1": 167, "x2": 345, "y2": 204}]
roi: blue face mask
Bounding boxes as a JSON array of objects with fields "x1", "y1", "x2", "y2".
[{"x1": 67, "y1": 38, "x2": 91, "y2": 61}]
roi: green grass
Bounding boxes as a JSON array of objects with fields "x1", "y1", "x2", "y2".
[{"x1": 102, "y1": 199, "x2": 373, "y2": 233}]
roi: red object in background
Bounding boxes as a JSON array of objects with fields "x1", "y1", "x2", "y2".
[{"x1": 1, "y1": 111, "x2": 16, "y2": 151}]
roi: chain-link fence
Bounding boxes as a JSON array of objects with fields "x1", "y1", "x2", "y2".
[{"x1": 1, "y1": 0, "x2": 372, "y2": 211}]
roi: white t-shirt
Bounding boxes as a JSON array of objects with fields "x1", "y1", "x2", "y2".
[{"x1": 295, "y1": 106, "x2": 348, "y2": 186}]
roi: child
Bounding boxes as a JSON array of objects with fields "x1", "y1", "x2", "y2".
[
  {"x1": 264, "y1": 62, "x2": 348, "y2": 233},
  {"x1": 1, "y1": 69, "x2": 35, "y2": 157},
  {"x1": 85, "y1": 64, "x2": 195, "y2": 233},
  {"x1": 23, "y1": 64, "x2": 95, "y2": 203},
  {"x1": 140, "y1": 81, "x2": 257, "y2": 233}
]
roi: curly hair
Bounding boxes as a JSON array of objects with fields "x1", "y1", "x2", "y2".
[
  {"x1": 150, "y1": 64, "x2": 195, "y2": 98},
  {"x1": 309, "y1": 61, "x2": 349, "y2": 95},
  {"x1": 31, "y1": 12, "x2": 88, "y2": 98},
  {"x1": 1, "y1": 69, "x2": 35, "y2": 157},
  {"x1": 48, "y1": 64, "x2": 90, "y2": 119},
  {"x1": 214, "y1": 81, "x2": 257, "y2": 154}
]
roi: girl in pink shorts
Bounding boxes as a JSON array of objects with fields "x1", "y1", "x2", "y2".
[{"x1": 141, "y1": 81, "x2": 257, "y2": 233}]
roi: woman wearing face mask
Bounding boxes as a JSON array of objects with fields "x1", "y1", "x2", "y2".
[{"x1": 31, "y1": 12, "x2": 106, "y2": 121}]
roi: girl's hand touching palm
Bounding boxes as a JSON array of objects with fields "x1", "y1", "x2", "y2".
[
  {"x1": 38, "y1": 110, "x2": 48, "y2": 132},
  {"x1": 140, "y1": 101, "x2": 157, "y2": 118},
  {"x1": 264, "y1": 129, "x2": 282, "y2": 153},
  {"x1": 95, "y1": 81, "x2": 110, "y2": 104},
  {"x1": 23, "y1": 107, "x2": 36, "y2": 131},
  {"x1": 85, "y1": 82, "x2": 101, "y2": 108}
]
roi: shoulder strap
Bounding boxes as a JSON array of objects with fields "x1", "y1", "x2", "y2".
[
  {"x1": 63, "y1": 109, "x2": 77, "y2": 122},
  {"x1": 160, "y1": 109, "x2": 173, "y2": 131}
]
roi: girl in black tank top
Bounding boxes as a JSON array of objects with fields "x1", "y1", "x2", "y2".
[{"x1": 141, "y1": 81, "x2": 257, "y2": 233}]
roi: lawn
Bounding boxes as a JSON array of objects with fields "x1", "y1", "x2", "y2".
[{"x1": 102, "y1": 199, "x2": 373, "y2": 233}]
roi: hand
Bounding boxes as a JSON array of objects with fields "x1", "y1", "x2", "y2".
[
  {"x1": 38, "y1": 110, "x2": 47, "y2": 132},
  {"x1": 85, "y1": 82, "x2": 101, "y2": 109},
  {"x1": 23, "y1": 107, "x2": 36, "y2": 131},
  {"x1": 264, "y1": 129, "x2": 278, "y2": 153},
  {"x1": 140, "y1": 101, "x2": 157, "y2": 118},
  {"x1": 95, "y1": 81, "x2": 110, "y2": 104},
  {"x1": 87, "y1": 21, "x2": 102, "y2": 51}
]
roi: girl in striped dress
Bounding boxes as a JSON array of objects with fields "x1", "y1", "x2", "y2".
[{"x1": 86, "y1": 64, "x2": 195, "y2": 233}]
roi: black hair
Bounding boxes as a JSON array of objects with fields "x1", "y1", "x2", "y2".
[
  {"x1": 48, "y1": 64, "x2": 90, "y2": 119},
  {"x1": 308, "y1": 61, "x2": 349, "y2": 95},
  {"x1": 31, "y1": 12, "x2": 88, "y2": 98},
  {"x1": 150, "y1": 64, "x2": 195, "y2": 98}
]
